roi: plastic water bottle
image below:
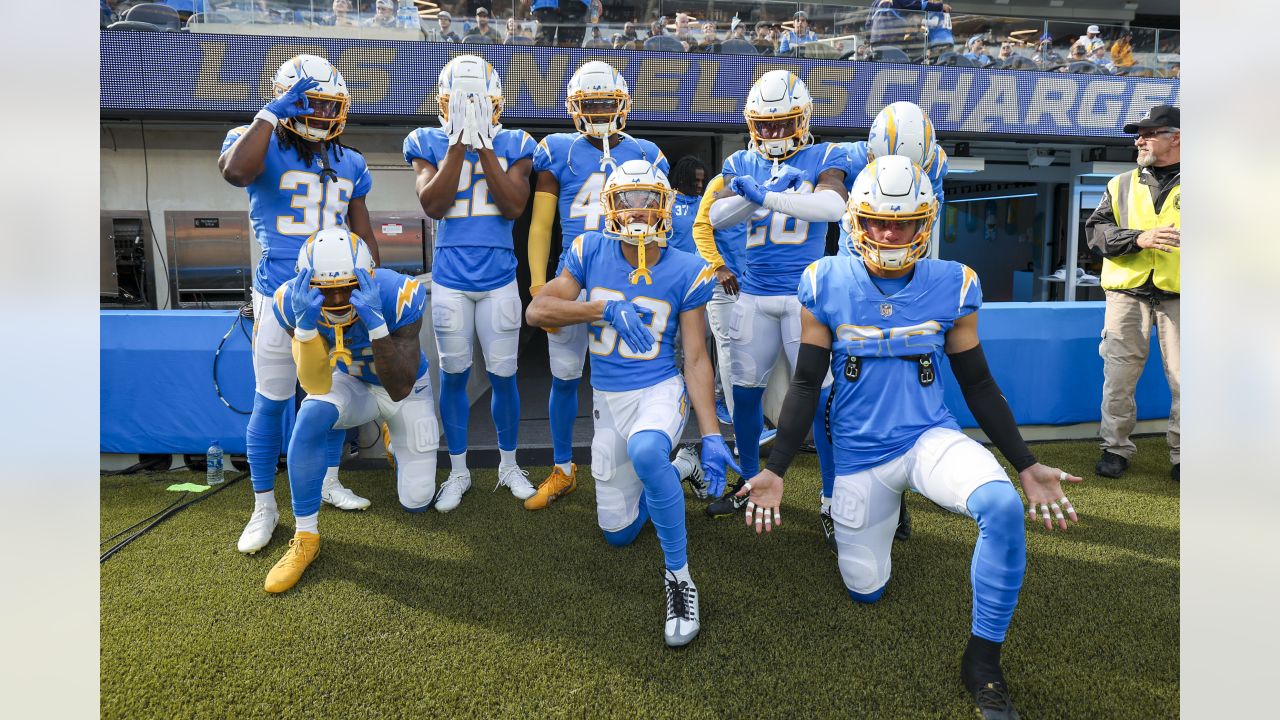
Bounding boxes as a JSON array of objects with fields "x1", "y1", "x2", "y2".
[
  {"x1": 397, "y1": 0, "x2": 417, "y2": 30},
  {"x1": 206, "y1": 441, "x2": 224, "y2": 486}
]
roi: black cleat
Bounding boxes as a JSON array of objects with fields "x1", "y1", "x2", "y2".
[
  {"x1": 1095, "y1": 451, "x2": 1129, "y2": 478},
  {"x1": 1171, "y1": 463, "x2": 1180, "y2": 482},
  {"x1": 894, "y1": 495, "x2": 912, "y2": 541},
  {"x1": 819, "y1": 508, "x2": 837, "y2": 553},
  {"x1": 971, "y1": 681, "x2": 1020, "y2": 720},
  {"x1": 706, "y1": 477, "x2": 748, "y2": 518}
]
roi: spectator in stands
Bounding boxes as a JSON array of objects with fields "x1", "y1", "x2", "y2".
[
  {"x1": 779, "y1": 10, "x2": 819, "y2": 55},
  {"x1": 752, "y1": 21, "x2": 775, "y2": 54},
  {"x1": 997, "y1": 42, "x2": 1014, "y2": 63},
  {"x1": 1110, "y1": 32, "x2": 1135, "y2": 69},
  {"x1": 924, "y1": 2, "x2": 955, "y2": 59},
  {"x1": 1085, "y1": 105, "x2": 1181, "y2": 483},
  {"x1": 425, "y1": 10, "x2": 460, "y2": 41},
  {"x1": 507, "y1": 17, "x2": 535, "y2": 44},
  {"x1": 466, "y1": 7, "x2": 504, "y2": 42},
  {"x1": 162, "y1": 0, "x2": 204, "y2": 22},
  {"x1": 364, "y1": 0, "x2": 398, "y2": 28},
  {"x1": 583, "y1": 24, "x2": 610, "y2": 48},
  {"x1": 530, "y1": 0, "x2": 561, "y2": 46},
  {"x1": 674, "y1": 13, "x2": 696, "y2": 47},
  {"x1": 557, "y1": 0, "x2": 590, "y2": 48},
  {"x1": 1060, "y1": 42, "x2": 1088, "y2": 69},
  {"x1": 1033, "y1": 33, "x2": 1058, "y2": 66},
  {"x1": 620, "y1": 21, "x2": 640, "y2": 46},
  {"x1": 644, "y1": 18, "x2": 683, "y2": 51},
  {"x1": 1080, "y1": 24, "x2": 1106, "y2": 53},
  {"x1": 694, "y1": 21, "x2": 720, "y2": 52},
  {"x1": 325, "y1": 0, "x2": 357, "y2": 28},
  {"x1": 101, "y1": 0, "x2": 121, "y2": 26},
  {"x1": 866, "y1": 1, "x2": 908, "y2": 52},
  {"x1": 964, "y1": 36, "x2": 992, "y2": 66},
  {"x1": 1090, "y1": 44, "x2": 1114, "y2": 71}
]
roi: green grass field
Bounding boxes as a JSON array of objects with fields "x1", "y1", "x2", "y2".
[{"x1": 101, "y1": 437, "x2": 1178, "y2": 719}]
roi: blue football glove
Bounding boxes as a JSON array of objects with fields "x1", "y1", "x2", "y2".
[
  {"x1": 350, "y1": 268, "x2": 388, "y2": 338},
  {"x1": 602, "y1": 300, "x2": 653, "y2": 355},
  {"x1": 700, "y1": 434, "x2": 743, "y2": 498},
  {"x1": 290, "y1": 268, "x2": 323, "y2": 334},
  {"x1": 764, "y1": 165, "x2": 805, "y2": 193},
  {"x1": 264, "y1": 77, "x2": 320, "y2": 120},
  {"x1": 729, "y1": 174, "x2": 768, "y2": 205}
]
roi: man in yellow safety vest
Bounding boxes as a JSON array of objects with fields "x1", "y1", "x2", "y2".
[{"x1": 1085, "y1": 104, "x2": 1181, "y2": 482}]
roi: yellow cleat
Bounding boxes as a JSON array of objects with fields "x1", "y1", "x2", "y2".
[
  {"x1": 524, "y1": 464, "x2": 577, "y2": 510},
  {"x1": 382, "y1": 422, "x2": 396, "y2": 471},
  {"x1": 264, "y1": 531, "x2": 320, "y2": 594}
]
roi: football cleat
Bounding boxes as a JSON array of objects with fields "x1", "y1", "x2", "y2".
[
  {"x1": 496, "y1": 465, "x2": 536, "y2": 501},
  {"x1": 525, "y1": 464, "x2": 577, "y2": 510},
  {"x1": 1171, "y1": 463, "x2": 1180, "y2": 482},
  {"x1": 663, "y1": 568, "x2": 700, "y2": 648},
  {"x1": 263, "y1": 531, "x2": 320, "y2": 593},
  {"x1": 382, "y1": 422, "x2": 395, "y2": 471},
  {"x1": 237, "y1": 504, "x2": 279, "y2": 555},
  {"x1": 434, "y1": 471, "x2": 471, "y2": 513},
  {"x1": 715, "y1": 397, "x2": 732, "y2": 425},
  {"x1": 1095, "y1": 451, "x2": 1128, "y2": 478},
  {"x1": 894, "y1": 495, "x2": 911, "y2": 541},
  {"x1": 322, "y1": 481, "x2": 371, "y2": 511},
  {"x1": 759, "y1": 427, "x2": 777, "y2": 448},
  {"x1": 706, "y1": 477, "x2": 749, "y2": 518},
  {"x1": 971, "y1": 681, "x2": 1020, "y2": 720},
  {"x1": 819, "y1": 507, "x2": 837, "y2": 554},
  {"x1": 674, "y1": 445, "x2": 708, "y2": 500}
]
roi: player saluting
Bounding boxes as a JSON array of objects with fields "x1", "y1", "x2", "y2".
[
  {"x1": 525, "y1": 61, "x2": 692, "y2": 511},
  {"x1": 404, "y1": 55, "x2": 537, "y2": 511},
  {"x1": 219, "y1": 54, "x2": 380, "y2": 556},
  {"x1": 526, "y1": 161, "x2": 739, "y2": 647},
  {"x1": 264, "y1": 228, "x2": 438, "y2": 593},
  {"x1": 739, "y1": 156, "x2": 1082, "y2": 718}
]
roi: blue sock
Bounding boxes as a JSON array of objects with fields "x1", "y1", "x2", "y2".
[
  {"x1": 286, "y1": 400, "x2": 339, "y2": 519},
  {"x1": 602, "y1": 496, "x2": 650, "y2": 547},
  {"x1": 628, "y1": 430, "x2": 686, "y2": 571},
  {"x1": 731, "y1": 385, "x2": 766, "y2": 477},
  {"x1": 549, "y1": 376, "x2": 580, "y2": 465},
  {"x1": 848, "y1": 586, "x2": 887, "y2": 604},
  {"x1": 325, "y1": 427, "x2": 345, "y2": 469},
  {"x1": 966, "y1": 480, "x2": 1028, "y2": 642},
  {"x1": 814, "y1": 384, "x2": 835, "y2": 500},
  {"x1": 439, "y1": 368, "x2": 472, "y2": 456},
  {"x1": 246, "y1": 393, "x2": 287, "y2": 493},
  {"x1": 488, "y1": 372, "x2": 521, "y2": 452}
]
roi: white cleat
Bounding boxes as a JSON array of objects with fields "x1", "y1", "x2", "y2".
[
  {"x1": 674, "y1": 445, "x2": 708, "y2": 500},
  {"x1": 495, "y1": 465, "x2": 536, "y2": 501},
  {"x1": 322, "y1": 483, "x2": 371, "y2": 511},
  {"x1": 663, "y1": 567, "x2": 701, "y2": 648},
  {"x1": 237, "y1": 505, "x2": 279, "y2": 555},
  {"x1": 434, "y1": 471, "x2": 472, "y2": 513}
]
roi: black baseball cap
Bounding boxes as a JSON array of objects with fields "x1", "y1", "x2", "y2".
[{"x1": 1124, "y1": 105, "x2": 1180, "y2": 133}]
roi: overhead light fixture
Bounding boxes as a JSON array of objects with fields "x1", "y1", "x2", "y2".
[
  {"x1": 1049, "y1": 0, "x2": 1064, "y2": 6},
  {"x1": 948, "y1": 157, "x2": 985, "y2": 174},
  {"x1": 1123, "y1": 2, "x2": 1139, "y2": 9},
  {"x1": 994, "y1": 0, "x2": 1010, "y2": 4},
  {"x1": 947, "y1": 192, "x2": 1037, "y2": 204}
]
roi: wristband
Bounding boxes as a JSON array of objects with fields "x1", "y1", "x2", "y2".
[
  {"x1": 254, "y1": 108, "x2": 280, "y2": 127},
  {"x1": 294, "y1": 327, "x2": 318, "y2": 342},
  {"x1": 366, "y1": 324, "x2": 390, "y2": 340}
]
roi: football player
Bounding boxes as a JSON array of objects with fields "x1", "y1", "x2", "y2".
[
  {"x1": 692, "y1": 173, "x2": 748, "y2": 428},
  {"x1": 738, "y1": 156, "x2": 1082, "y2": 719},
  {"x1": 706, "y1": 70, "x2": 847, "y2": 516},
  {"x1": 404, "y1": 55, "x2": 537, "y2": 511},
  {"x1": 526, "y1": 160, "x2": 739, "y2": 647},
  {"x1": 524, "y1": 61, "x2": 678, "y2": 510},
  {"x1": 263, "y1": 228, "x2": 438, "y2": 593},
  {"x1": 219, "y1": 54, "x2": 380, "y2": 556},
  {"x1": 827, "y1": 101, "x2": 950, "y2": 543}
]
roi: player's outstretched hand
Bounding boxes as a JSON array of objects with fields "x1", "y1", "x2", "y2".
[
  {"x1": 291, "y1": 268, "x2": 323, "y2": 334},
  {"x1": 735, "y1": 469, "x2": 784, "y2": 534},
  {"x1": 764, "y1": 164, "x2": 804, "y2": 193},
  {"x1": 1018, "y1": 463, "x2": 1083, "y2": 531},
  {"x1": 602, "y1": 300, "x2": 653, "y2": 355},
  {"x1": 729, "y1": 175, "x2": 768, "y2": 205},
  {"x1": 700, "y1": 434, "x2": 742, "y2": 498},
  {"x1": 265, "y1": 77, "x2": 319, "y2": 120},
  {"x1": 350, "y1": 268, "x2": 388, "y2": 338}
]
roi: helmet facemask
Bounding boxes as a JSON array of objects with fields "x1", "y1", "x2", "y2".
[
  {"x1": 437, "y1": 56, "x2": 505, "y2": 129},
  {"x1": 568, "y1": 92, "x2": 631, "y2": 139},
  {"x1": 746, "y1": 107, "x2": 810, "y2": 160},
  {"x1": 276, "y1": 85, "x2": 350, "y2": 142},
  {"x1": 848, "y1": 205, "x2": 937, "y2": 272},
  {"x1": 603, "y1": 182, "x2": 673, "y2": 285}
]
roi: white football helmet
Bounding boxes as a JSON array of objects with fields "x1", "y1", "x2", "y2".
[
  {"x1": 566, "y1": 61, "x2": 631, "y2": 139},
  {"x1": 844, "y1": 155, "x2": 938, "y2": 271},
  {"x1": 437, "y1": 54, "x2": 504, "y2": 126},
  {"x1": 744, "y1": 70, "x2": 813, "y2": 160},
  {"x1": 867, "y1": 101, "x2": 938, "y2": 170},
  {"x1": 272, "y1": 54, "x2": 350, "y2": 142},
  {"x1": 297, "y1": 227, "x2": 375, "y2": 328},
  {"x1": 602, "y1": 160, "x2": 674, "y2": 285}
]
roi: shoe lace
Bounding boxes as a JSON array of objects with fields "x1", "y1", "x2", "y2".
[
  {"x1": 974, "y1": 682, "x2": 1013, "y2": 711},
  {"x1": 819, "y1": 511, "x2": 835, "y2": 538},
  {"x1": 496, "y1": 466, "x2": 532, "y2": 492},
  {"x1": 279, "y1": 537, "x2": 311, "y2": 571}
]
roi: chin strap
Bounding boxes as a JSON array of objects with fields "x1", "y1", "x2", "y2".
[
  {"x1": 629, "y1": 240, "x2": 653, "y2": 285},
  {"x1": 329, "y1": 324, "x2": 353, "y2": 368},
  {"x1": 316, "y1": 139, "x2": 338, "y2": 184}
]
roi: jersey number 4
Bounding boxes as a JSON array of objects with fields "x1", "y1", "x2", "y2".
[
  {"x1": 568, "y1": 172, "x2": 606, "y2": 231},
  {"x1": 588, "y1": 288, "x2": 671, "y2": 361},
  {"x1": 276, "y1": 171, "x2": 354, "y2": 236}
]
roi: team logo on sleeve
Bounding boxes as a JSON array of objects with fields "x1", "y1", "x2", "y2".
[{"x1": 396, "y1": 278, "x2": 422, "y2": 322}]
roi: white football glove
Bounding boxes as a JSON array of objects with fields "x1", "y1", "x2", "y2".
[
  {"x1": 445, "y1": 92, "x2": 466, "y2": 146},
  {"x1": 462, "y1": 96, "x2": 482, "y2": 150},
  {"x1": 475, "y1": 97, "x2": 500, "y2": 150}
]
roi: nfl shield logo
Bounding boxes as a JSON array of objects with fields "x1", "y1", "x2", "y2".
[{"x1": 879, "y1": 303, "x2": 893, "y2": 317}]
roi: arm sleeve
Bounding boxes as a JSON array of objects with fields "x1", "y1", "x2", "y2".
[
  {"x1": 761, "y1": 188, "x2": 846, "y2": 222},
  {"x1": 528, "y1": 190, "x2": 558, "y2": 288},
  {"x1": 693, "y1": 175, "x2": 728, "y2": 268},
  {"x1": 291, "y1": 335, "x2": 333, "y2": 396},
  {"x1": 709, "y1": 193, "x2": 759, "y2": 229},
  {"x1": 763, "y1": 343, "x2": 831, "y2": 477},
  {"x1": 1084, "y1": 187, "x2": 1142, "y2": 257},
  {"x1": 947, "y1": 344, "x2": 1037, "y2": 472}
]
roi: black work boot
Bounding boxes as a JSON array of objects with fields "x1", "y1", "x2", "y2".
[{"x1": 1095, "y1": 451, "x2": 1129, "y2": 478}]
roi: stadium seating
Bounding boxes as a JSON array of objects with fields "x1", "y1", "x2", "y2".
[
  {"x1": 123, "y1": 3, "x2": 182, "y2": 31},
  {"x1": 106, "y1": 20, "x2": 163, "y2": 32}
]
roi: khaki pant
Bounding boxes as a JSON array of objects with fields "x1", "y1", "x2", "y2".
[{"x1": 1099, "y1": 291, "x2": 1180, "y2": 463}]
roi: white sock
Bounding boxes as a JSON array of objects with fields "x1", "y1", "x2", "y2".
[
  {"x1": 254, "y1": 490, "x2": 277, "y2": 512},
  {"x1": 450, "y1": 453, "x2": 468, "y2": 474},
  {"x1": 671, "y1": 450, "x2": 697, "y2": 480},
  {"x1": 669, "y1": 564, "x2": 693, "y2": 584},
  {"x1": 499, "y1": 449, "x2": 517, "y2": 469},
  {"x1": 295, "y1": 512, "x2": 319, "y2": 534},
  {"x1": 820, "y1": 495, "x2": 832, "y2": 513},
  {"x1": 556, "y1": 462, "x2": 573, "y2": 476},
  {"x1": 322, "y1": 467, "x2": 342, "y2": 492}
]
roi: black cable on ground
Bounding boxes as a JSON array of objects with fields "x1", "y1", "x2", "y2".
[
  {"x1": 100, "y1": 494, "x2": 191, "y2": 545},
  {"x1": 100, "y1": 470, "x2": 249, "y2": 564}
]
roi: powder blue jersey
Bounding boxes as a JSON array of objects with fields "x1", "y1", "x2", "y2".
[
  {"x1": 799, "y1": 256, "x2": 982, "y2": 473},
  {"x1": 273, "y1": 268, "x2": 430, "y2": 387},
  {"x1": 668, "y1": 193, "x2": 700, "y2": 255},
  {"x1": 533, "y1": 132, "x2": 668, "y2": 271},
  {"x1": 402, "y1": 126, "x2": 536, "y2": 292},
  {"x1": 221, "y1": 127, "x2": 373, "y2": 297},
  {"x1": 837, "y1": 140, "x2": 948, "y2": 256},
  {"x1": 564, "y1": 232, "x2": 715, "y2": 393},
  {"x1": 721, "y1": 143, "x2": 848, "y2": 296}
]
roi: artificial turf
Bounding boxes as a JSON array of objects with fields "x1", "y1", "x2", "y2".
[{"x1": 101, "y1": 436, "x2": 1178, "y2": 719}]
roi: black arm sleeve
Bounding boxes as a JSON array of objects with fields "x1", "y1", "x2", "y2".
[
  {"x1": 947, "y1": 344, "x2": 1037, "y2": 472},
  {"x1": 1084, "y1": 187, "x2": 1143, "y2": 257},
  {"x1": 764, "y1": 343, "x2": 831, "y2": 477}
]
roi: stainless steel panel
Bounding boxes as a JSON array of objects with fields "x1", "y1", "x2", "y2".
[
  {"x1": 166, "y1": 211, "x2": 250, "y2": 308},
  {"x1": 367, "y1": 213, "x2": 432, "y2": 277},
  {"x1": 101, "y1": 211, "x2": 157, "y2": 309}
]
